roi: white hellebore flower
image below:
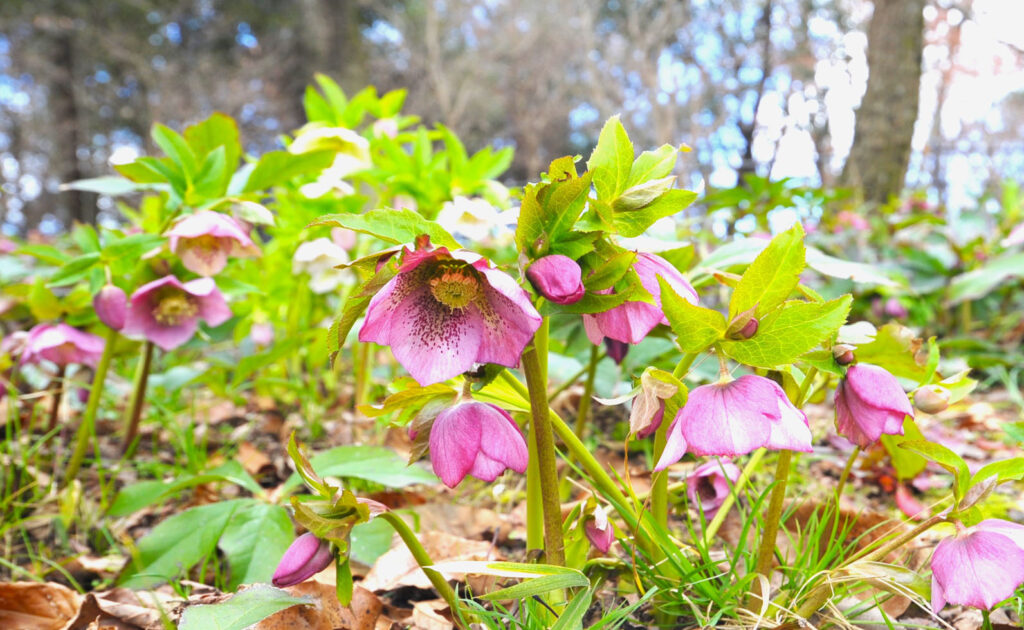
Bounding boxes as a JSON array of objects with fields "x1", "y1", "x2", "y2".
[
  {"x1": 436, "y1": 196, "x2": 506, "y2": 243},
  {"x1": 293, "y1": 238, "x2": 351, "y2": 294}
]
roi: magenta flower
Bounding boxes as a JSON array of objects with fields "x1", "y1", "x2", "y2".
[
  {"x1": 526, "y1": 255, "x2": 585, "y2": 305},
  {"x1": 428, "y1": 401, "x2": 528, "y2": 488},
  {"x1": 686, "y1": 459, "x2": 741, "y2": 516},
  {"x1": 583, "y1": 253, "x2": 697, "y2": 346},
  {"x1": 834, "y1": 363, "x2": 913, "y2": 448},
  {"x1": 931, "y1": 519, "x2": 1024, "y2": 611},
  {"x1": 20, "y1": 323, "x2": 105, "y2": 368},
  {"x1": 272, "y1": 533, "x2": 334, "y2": 587},
  {"x1": 93, "y1": 284, "x2": 128, "y2": 331},
  {"x1": 655, "y1": 375, "x2": 812, "y2": 469},
  {"x1": 359, "y1": 243, "x2": 541, "y2": 386},
  {"x1": 123, "y1": 275, "x2": 232, "y2": 351},
  {"x1": 584, "y1": 505, "x2": 614, "y2": 553},
  {"x1": 167, "y1": 211, "x2": 260, "y2": 276}
]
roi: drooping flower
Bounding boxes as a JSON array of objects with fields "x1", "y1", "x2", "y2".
[
  {"x1": 292, "y1": 237, "x2": 351, "y2": 294},
  {"x1": 166, "y1": 211, "x2": 260, "y2": 276},
  {"x1": 272, "y1": 532, "x2": 334, "y2": 587},
  {"x1": 834, "y1": 363, "x2": 913, "y2": 448},
  {"x1": 655, "y1": 375, "x2": 812, "y2": 469},
  {"x1": 914, "y1": 384, "x2": 950, "y2": 414},
  {"x1": 428, "y1": 400, "x2": 529, "y2": 488},
  {"x1": 686, "y1": 459, "x2": 742, "y2": 516},
  {"x1": 629, "y1": 369, "x2": 678, "y2": 439},
  {"x1": 20, "y1": 323, "x2": 105, "y2": 368},
  {"x1": 931, "y1": 519, "x2": 1024, "y2": 611},
  {"x1": 583, "y1": 253, "x2": 697, "y2": 346},
  {"x1": 584, "y1": 505, "x2": 615, "y2": 553},
  {"x1": 123, "y1": 275, "x2": 232, "y2": 351},
  {"x1": 359, "y1": 242, "x2": 541, "y2": 386},
  {"x1": 93, "y1": 284, "x2": 128, "y2": 331},
  {"x1": 526, "y1": 255, "x2": 585, "y2": 305}
]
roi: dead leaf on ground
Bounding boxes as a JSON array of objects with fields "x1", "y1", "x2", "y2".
[
  {"x1": 0, "y1": 582, "x2": 82, "y2": 630},
  {"x1": 361, "y1": 531, "x2": 495, "y2": 592},
  {"x1": 411, "y1": 600, "x2": 453, "y2": 630},
  {"x1": 61, "y1": 587, "x2": 173, "y2": 630},
  {"x1": 237, "y1": 440, "x2": 273, "y2": 476},
  {"x1": 252, "y1": 582, "x2": 381, "y2": 630}
]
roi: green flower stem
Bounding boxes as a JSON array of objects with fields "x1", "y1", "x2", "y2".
[
  {"x1": 354, "y1": 342, "x2": 372, "y2": 409},
  {"x1": 652, "y1": 353, "x2": 699, "y2": 528},
  {"x1": 65, "y1": 328, "x2": 116, "y2": 484},
  {"x1": 46, "y1": 365, "x2": 66, "y2": 431},
  {"x1": 571, "y1": 344, "x2": 600, "y2": 439},
  {"x1": 378, "y1": 511, "x2": 464, "y2": 628},
  {"x1": 703, "y1": 448, "x2": 766, "y2": 543},
  {"x1": 834, "y1": 446, "x2": 860, "y2": 503},
  {"x1": 525, "y1": 403, "x2": 544, "y2": 552},
  {"x1": 522, "y1": 319, "x2": 566, "y2": 566},
  {"x1": 122, "y1": 341, "x2": 154, "y2": 456}
]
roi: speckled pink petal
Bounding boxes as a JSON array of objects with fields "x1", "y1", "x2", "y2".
[{"x1": 389, "y1": 288, "x2": 483, "y2": 386}]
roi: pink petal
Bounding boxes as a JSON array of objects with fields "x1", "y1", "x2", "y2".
[
  {"x1": 429, "y1": 404, "x2": 484, "y2": 488},
  {"x1": 167, "y1": 211, "x2": 255, "y2": 245},
  {"x1": 388, "y1": 288, "x2": 483, "y2": 386},
  {"x1": 764, "y1": 382, "x2": 813, "y2": 452},
  {"x1": 176, "y1": 243, "x2": 229, "y2": 276},
  {"x1": 682, "y1": 380, "x2": 771, "y2": 457},
  {"x1": 654, "y1": 411, "x2": 688, "y2": 470},
  {"x1": 582, "y1": 315, "x2": 604, "y2": 346},
  {"x1": 476, "y1": 404, "x2": 528, "y2": 474},
  {"x1": 593, "y1": 300, "x2": 664, "y2": 345},
  {"x1": 846, "y1": 364, "x2": 914, "y2": 416},
  {"x1": 182, "y1": 278, "x2": 231, "y2": 326},
  {"x1": 931, "y1": 529, "x2": 1024, "y2": 610},
  {"x1": 474, "y1": 277, "x2": 542, "y2": 369},
  {"x1": 359, "y1": 268, "x2": 430, "y2": 345}
]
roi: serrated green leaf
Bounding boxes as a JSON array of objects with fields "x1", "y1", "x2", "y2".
[
  {"x1": 179, "y1": 584, "x2": 311, "y2": 630},
  {"x1": 612, "y1": 176, "x2": 676, "y2": 212},
  {"x1": 309, "y1": 208, "x2": 460, "y2": 250},
  {"x1": 585, "y1": 250, "x2": 636, "y2": 291},
  {"x1": 588, "y1": 115, "x2": 633, "y2": 201},
  {"x1": 730, "y1": 223, "x2": 805, "y2": 319},
  {"x1": 898, "y1": 440, "x2": 969, "y2": 500},
  {"x1": 719, "y1": 295, "x2": 852, "y2": 369},
  {"x1": 219, "y1": 503, "x2": 294, "y2": 589},
  {"x1": 612, "y1": 189, "x2": 697, "y2": 238},
  {"x1": 626, "y1": 144, "x2": 677, "y2": 188},
  {"x1": 659, "y1": 277, "x2": 725, "y2": 353}
]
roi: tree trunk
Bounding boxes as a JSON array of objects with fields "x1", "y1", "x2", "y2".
[
  {"x1": 840, "y1": 0, "x2": 926, "y2": 205},
  {"x1": 50, "y1": 30, "x2": 92, "y2": 225}
]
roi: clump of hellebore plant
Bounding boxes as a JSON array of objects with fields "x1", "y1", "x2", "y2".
[
  {"x1": 930, "y1": 519, "x2": 1024, "y2": 611},
  {"x1": 359, "y1": 239, "x2": 541, "y2": 386},
  {"x1": 834, "y1": 363, "x2": 913, "y2": 448},
  {"x1": 123, "y1": 275, "x2": 232, "y2": 351},
  {"x1": 428, "y1": 399, "x2": 529, "y2": 488},
  {"x1": 656, "y1": 374, "x2": 812, "y2": 468},
  {"x1": 167, "y1": 210, "x2": 261, "y2": 276},
  {"x1": 272, "y1": 532, "x2": 334, "y2": 587}
]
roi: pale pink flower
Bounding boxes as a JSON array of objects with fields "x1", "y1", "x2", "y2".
[
  {"x1": 585, "y1": 505, "x2": 615, "y2": 553},
  {"x1": 834, "y1": 364, "x2": 913, "y2": 448},
  {"x1": 833, "y1": 211, "x2": 869, "y2": 232},
  {"x1": 272, "y1": 533, "x2": 333, "y2": 587},
  {"x1": 655, "y1": 375, "x2": 812, "y2": 469},
  {"x1": 359, "y1": 243, "x2": 541, "y2": 386},
  {"x1": 686, "y1": 459, "x2": 742, "y2": 516},
  {"x1": 20, "y1": 323, "x2": 105, "y2": 368},
  {"x1": 583, "y1": 253, "x2": 697, "y2": 346},
  {"x1": 428, "y1": 401, "x2": 528, "y2": 488},
  {"x1": 931, "y1": 519, "x2": 1024, "y2": 611},
  {"x1": 166, "y1": 211, "x2": 260, "y2": 276},
  {"x1": 123, "y1": 275, "x2": 232, "y2": 351},
  {"x1": 292, "y1": 238, "x2": 350, "y2": 294}
]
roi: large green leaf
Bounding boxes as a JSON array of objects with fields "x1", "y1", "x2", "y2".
[
  {"x1": 730, "y1": 223, "x2": 805, "y2": 319},
  {"x1": 152, "y1": 123, "x2": 198, "y2": 177},
  {"x1": 309, "y1": 208, "x2": 460, "y2": 250},
  {"x1": 242, "y1": 150, "x2": 335, "y2": 192},
  {"x1": 626, "y1": 144, "x2": 677, "y2": 188},
  {"x1": 899, "y1": 440, "x2": 970, "y2": 501},
  {"x1": 179, "y1": 585, "x2": 312, "y2": 630},
  {"x1": 219, "y1": 503, "x2": 294, "y2": 589},
  {"x1": 612, "y1": 189, "x2": 697, "y2": 238},
  {"x1": 947, "y1": 252, "x2": 1024, "y2": 304},
  {"x1": 855, "y1": 323, "x2": 938, "y2": 384},
  {"x1": 805, "y1": 246, "x2": 901, "y2": 287},
  {"x1": 587, "y1": 115, "x2": 633, "y2": 201},
  {"x1": 282, "y1": 445, "x2": 437, "y2": 493},
  {"x1": 719, "y1": 296, "x2": 852, "y2": 369},
  {"x1": 659, "y1": 277, "x2": 725, "y2": 353}
]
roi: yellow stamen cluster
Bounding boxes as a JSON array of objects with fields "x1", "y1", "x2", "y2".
[
  {"x1": 153, "y1": 291, "x2": 198, "y2": 325},
  {"x1": 429, "y1": 266, "x2": 480, "y2": 310}
]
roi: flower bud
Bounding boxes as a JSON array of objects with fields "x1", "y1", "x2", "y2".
[
  {"x1": 604, "y1": 338, "x2": 629, "y2": 365},
  {"x1": 93, "y1": 284, "x2": 128, "y2": 331},
  {"x1": 526, "y1": 255, "x2": 585, "y2": 305},
  {"x1": 914, "y1": 385, "x2": 950, "y2": 414},
  {"x1": 584, "y1": 505, "x2": 614, "y2": 553},
  {"x1": 726, "y1": 306, "x2": 758, "y2": 340},
  {"x1": 272, "y1": 533, "x2": 333, "y2": 587},
  {"x1": 833, "y1": 344, "x2": 856, "y2": 365},
  {"x1": 735, "y1": 317, "x2": 758, "y2": 339}
]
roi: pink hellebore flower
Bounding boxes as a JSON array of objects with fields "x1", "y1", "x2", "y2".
[
  {"x1": 585, "y1": 505, "x2": 615, "y2": 553},
  {"x1": 93, "y1": 284, "x2": 128, "y2": 331},
  {"x1": 526, "y1": 255, "x2": 585, "y2": 305},
  {"x1": 931, "y1": 519, "x2": 1024, "y2": 611},
  {"x1": 428, "y1": 401, "x2": 528, "y2": 488},
  {"x1": 21, "y1": 323, "x2": 105, "y2": 368},
  {"x1": 272, "y1": 532, "x2": 334, "y2": 587},
  {"x1": 123, "y1": 275, "x2": 232, "y2": 351},
  {"x1": 167, "y1": 211, "x2": 260, "y2": 276},
  {"x1": 686, "y1": 459, "x2": 742, "y2": 516},
  {"x1": 655, "y1": 375, "x2": 812, "y2": 470},
  {"x1": 834, "y1": 363, "x2": 913, "y2": 448},
  {"x1": 583, "y1": 253, "x2": 697, "y2": 346},
  {"x1": 359, "y1": 243, "x2": 541, "y2": 386}
]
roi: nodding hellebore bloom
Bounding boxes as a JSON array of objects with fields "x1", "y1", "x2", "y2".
[
  {"x1": 359, "y1": 241, "x2": 542, "y2": 386},
  {"x1": 686, "y1": 459, "x2": 742, "y2": 517},
  {"x1": 123, "y1": 275, "x2": 232, "y2": 351},
  {"x1": 931, "y1": 519, "x2": 1024, "y2": 611},
  {"x1": 20, "y1": 323, "x2": 105, "y2": 368},
  {"x1": 834, "y1": 363, "x2": 914, "y2": 448},
  {"x1": 655, "y1": 375, "x2": 812, "y2": 469},
  {"x1": 585, "y1": 505, "x2": 615, "y2": 553},
  {"x1": 272, "y1": 532, "x2": 333, "y2": 587},
  {"x1": 167, "y1": 211, "x2": 260, "y2": 276},
  {"x1": 526, "y1": 255, "x2": 585, "y2": 305},
  {"x1": 428, "y1": 400, "x2": 528, "y2": 488},
  {"x1": 583, "y1": 252, "x2": 698, "y2": 347}
]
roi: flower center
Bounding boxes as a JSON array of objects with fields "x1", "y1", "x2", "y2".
[
  {"x1": 153, "y1": 290, "x2": 198, "y2": 326},
  {"x1": 429, "y1": 267, "x2": 480, "y2": 310}
]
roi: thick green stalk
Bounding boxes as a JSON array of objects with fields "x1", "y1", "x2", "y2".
[
  {"x1": 378, "y1": 511, "x2": 464, "y2": 627},
  {"x1": 571, "y1": 344, "x2": 600, "y2": 438},
  {"x1": 521, "y1": 319, "x2": 565, "y2": 566},
  {"x1": 65, "y1": 328, "x2": 117, "y2": 484},
  {"x1": 703, "y1": 448, "x2": 766, "y2": 543},
  {"x1": 525, "y1": 406, "x2": 544, "y2": 552},
  {"x1": 122, "y1": 341, "x2": 154, "y2": 456},
  {"x1": 354, "y1": 342, "x2": 372, "y2": 409}
]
